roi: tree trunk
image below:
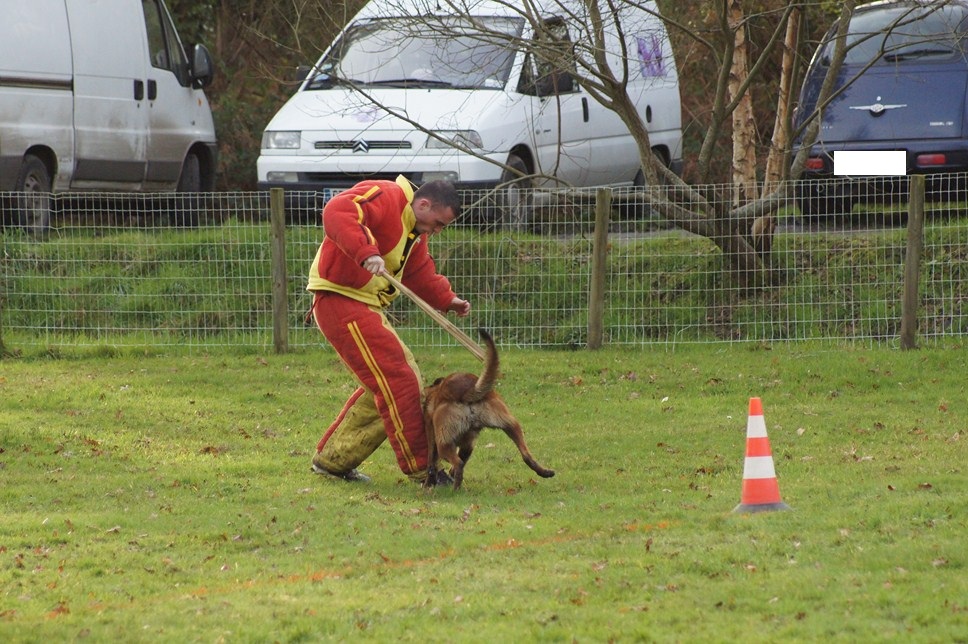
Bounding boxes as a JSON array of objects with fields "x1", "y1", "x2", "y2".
[
  {"x1": 728, "y1": 0, "x2": 757, "y2": 207},
  {"x1": 763, "y1": 7, "x2": 801, "y2": 192}
]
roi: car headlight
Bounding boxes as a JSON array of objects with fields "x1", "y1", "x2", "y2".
[
  {"x1": 426, "y1": 130, "x2": 483, "y2": 150},
  {"x1": 262, "y1": 131, "x2": 302, "y2": 150}
]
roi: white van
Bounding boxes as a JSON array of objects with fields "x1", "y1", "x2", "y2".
[
  {"x1": 0, "y1": 0, "x2": 217, "y2": 231},
  {"x1": 257, "y1": 0, "x2": 682, "y2": 224}
]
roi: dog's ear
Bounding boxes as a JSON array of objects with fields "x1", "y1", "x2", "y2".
[{"x1": 431, "y1": 377, "x2": 444, "y2": 385}]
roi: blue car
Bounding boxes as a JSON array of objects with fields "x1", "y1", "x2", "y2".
[{"x1": 793, "y1": 0, "x2": 968, "y2": 217}]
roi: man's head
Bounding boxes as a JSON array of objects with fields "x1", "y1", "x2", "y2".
[{"x1": 412, "y1": 180, "x2": 461, "y2": 235}]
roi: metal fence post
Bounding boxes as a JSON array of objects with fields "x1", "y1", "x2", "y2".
[
  {"x1": 587, "y1": 188, "x2": 611, "y2": 350},
  {"x1": 269, "y1": 188, "x2": 289, "y2": 354},
  {"x1": 900, "y1": 175, "x2": 925, "y2": 350}
]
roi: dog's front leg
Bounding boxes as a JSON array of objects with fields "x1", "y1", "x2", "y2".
[{"x1": 424, "y1": 464, "x2": 438, "y2": 488}]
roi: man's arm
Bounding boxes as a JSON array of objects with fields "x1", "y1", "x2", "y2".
[{"x1": 322, "y1": 191, "x2": 383, "y2": 266}]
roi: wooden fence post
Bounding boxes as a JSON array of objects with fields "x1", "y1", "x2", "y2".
[
  {"x1": 0, "y1": 296, "x2": 7, "y2": 357},
  {"x1": 269, "y1": 188, "x2": 289, "y2": 354},
  {"x1": 587, "y1": 188, "x2": 611, "y2": 350},
  {"x1": 900, "y1": 175, "x2": 925, "y2": 350}
]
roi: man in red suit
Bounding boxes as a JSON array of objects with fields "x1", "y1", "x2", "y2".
[{"x1": 308, "y1": 176, "x2": 470, "y2": 484}]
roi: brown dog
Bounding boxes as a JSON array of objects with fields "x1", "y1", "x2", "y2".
[{"x1": 422, "y1": 329, "x2": 555, "y2": 489}]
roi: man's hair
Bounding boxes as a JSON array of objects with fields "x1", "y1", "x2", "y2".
[{"x1": 414, "y1": 180, "x2": 462, "y2": 218}]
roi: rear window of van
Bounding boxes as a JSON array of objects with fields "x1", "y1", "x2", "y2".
[{"x1": 819, "y1": 4, "x2": 968, "y2": 65}]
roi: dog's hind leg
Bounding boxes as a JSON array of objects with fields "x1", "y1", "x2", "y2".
[
  {"x1": 456, "y1": 434, "x2": 475, "y2": 468},
  {"x1": 436, "y1": 441, "x2": 466, "y2": 489},
  {"x1": 498, "y1": 419, "x2": 555, "y2": 479}
]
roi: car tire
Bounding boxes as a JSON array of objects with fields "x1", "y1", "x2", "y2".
[
  {"x1": 11, "y1": 154, "x2": 53, "y2": 236},
  {"x1": 796, "y1": 179, "x2": 854, "y2": 221},
  {"x1": 618, "y1": 168, "x2": 654, "y2": 220},
  {"x1": 497, "y1": 153, "x2": 533, "y2": 231},
  {"x1": 172, "y1": 153, "x2": 202, "y2": 227}
]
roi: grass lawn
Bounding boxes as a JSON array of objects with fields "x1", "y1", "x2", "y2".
[{"x1": 1, "y1": 342, "x2": 965, "y2": 642}]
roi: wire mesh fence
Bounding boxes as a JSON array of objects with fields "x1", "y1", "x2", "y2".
[{"x1": 1, "y1": 175, "x2": 966, "y2": 353}]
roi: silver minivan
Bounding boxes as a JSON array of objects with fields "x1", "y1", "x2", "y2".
[{"x1": 0, "y1": 0, "x2": 217, "y2": 231}]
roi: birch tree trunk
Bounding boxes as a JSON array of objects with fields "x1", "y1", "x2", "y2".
[
  {"x1": 763, "y1": 7, "x2": 801, "y2": 192},
  {"x1": 728, "y1": 0, "x2": 758, "y2": 207}
]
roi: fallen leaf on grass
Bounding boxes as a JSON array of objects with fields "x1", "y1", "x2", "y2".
[{"x1": 46, "y1": 602, "x2": 70, "y2": 618}]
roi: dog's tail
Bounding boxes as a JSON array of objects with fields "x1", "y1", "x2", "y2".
[{"x1": 465, "y1": 328, "x2": 498, "y2": 404}]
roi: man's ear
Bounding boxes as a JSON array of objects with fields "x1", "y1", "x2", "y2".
[{"x1": 413, "y1": 197, "x2": 432, "y2": 212}]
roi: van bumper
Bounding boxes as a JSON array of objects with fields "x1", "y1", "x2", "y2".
[
  {"x1": 793, "y1": 143, "x2": 968, "y2": 216},
  {"x1": 257, "y1": 175, "x2": 500, "y2": 201},
  {"x1": 256, "y1": 174, "x2": 500, "y2": 219},
  {"x1": 797, "y1": 142, "x2": 968, "y2": 177}
]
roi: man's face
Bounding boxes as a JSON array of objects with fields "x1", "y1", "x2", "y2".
[{"x1": 413, "y1": 198, "x2": 456, "y2": 236}]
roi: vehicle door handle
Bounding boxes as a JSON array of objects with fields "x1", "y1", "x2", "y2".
[
  {"x1": 134, "y1": 79, "x2": 144, "y2": 100},
  {"x1": 148, "y1": 80, "x2": 157, "y2": 101},
  {"x1": 582, "y1": 97, "x2": 589, "y2": 122}
]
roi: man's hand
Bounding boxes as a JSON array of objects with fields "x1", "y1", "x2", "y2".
[
  {"x1": 362, "y1": 255, "x2": 386, "y2": 275},
  {"x1": 446, "y1": 297, "x2": 471, "y2": 318}
]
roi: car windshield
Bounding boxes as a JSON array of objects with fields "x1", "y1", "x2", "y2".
[
  {"x1": 307, "y1": 15, "x2": 524, "y2": 90},
  {"x1": 823, "y1": 4, "x2": 968, "y2": 65}
]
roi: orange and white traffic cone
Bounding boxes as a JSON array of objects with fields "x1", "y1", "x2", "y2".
[{"x1": 733, "y1": 397, "x2": 791, "y2": 513}]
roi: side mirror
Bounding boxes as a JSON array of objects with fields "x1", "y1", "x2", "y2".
[
  {"x1": 190, "y1": 44, "x2": 215, "y2": 89},
  {"x1": 303, "y1": 62, "x2": 337, "y2": 89}
]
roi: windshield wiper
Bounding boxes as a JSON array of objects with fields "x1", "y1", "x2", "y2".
[
  {"x1": 367, "y1": 78, "x2": 456, "y2": 88},
  {"x1": 306, "y1": 75, "x2": 358, "y2": 90},
  {"x1": 882, "y1": 48, "x2": 952, "y2": 62}
]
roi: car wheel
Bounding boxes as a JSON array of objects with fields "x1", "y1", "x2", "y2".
[
  {"x1": 618, "y1": 169, "x2": 654, "y2": 220},
  {"x1": 497, "y1": 154, "x2": 533, "y2": 231},
  {"x1": 796, "y1": 179, "x2": 853, "y2": 221},
  {"x1": 172, "y1": 153, "x2": 202, "y2": 227},
  {"x1": 11, "y1": 155, "x2": 53, "y2": 236}
]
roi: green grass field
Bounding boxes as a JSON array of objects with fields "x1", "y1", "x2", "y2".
[{"x1": 1, "y1": 342, "x2": 965, "y2": 642}]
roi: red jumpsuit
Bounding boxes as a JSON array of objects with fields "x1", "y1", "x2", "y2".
[{"x1": 308, "y1": 176, "x2": 458, "y2": 479}]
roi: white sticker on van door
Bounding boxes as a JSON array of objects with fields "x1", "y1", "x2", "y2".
[{"x1": 636, "y1": 35, "x2": 665, "y2": 78}]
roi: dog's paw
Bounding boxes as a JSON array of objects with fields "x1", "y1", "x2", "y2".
[{"x1": 423, "y1": 467, "x2": 438, "y2": 488}]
